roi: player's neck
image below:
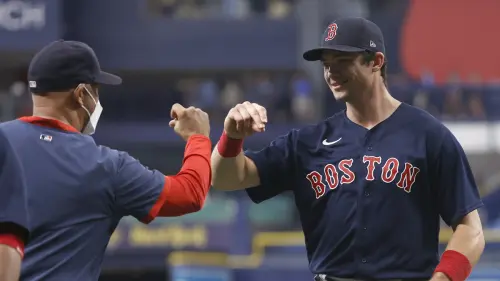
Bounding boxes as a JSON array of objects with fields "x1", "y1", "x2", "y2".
[{"x1": 345, "y1": 85, "x2": 401, "y2": 130}]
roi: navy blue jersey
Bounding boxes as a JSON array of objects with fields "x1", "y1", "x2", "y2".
[
  {"x1": 0, "y1": 117, "x2": 168, "y2": 281},
  {"x1": 0, "y1": 128, "x2": 29, "y2": 234},
  {"x1": 245, "y1": 103, "x2": 483, "y2": 279}
]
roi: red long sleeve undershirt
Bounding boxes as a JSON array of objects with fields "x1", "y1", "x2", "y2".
[{"x1": 156, "y1": 135, "x2": 212, "y2": 217}]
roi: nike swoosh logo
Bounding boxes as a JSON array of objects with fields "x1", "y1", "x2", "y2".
[{"x1": 322, "y1": 137, "x2": 342, "y2": 146}]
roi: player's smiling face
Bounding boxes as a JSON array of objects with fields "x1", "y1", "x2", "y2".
[{"x1": 321, "y1": 50, "x2": 371, "y2": 101}]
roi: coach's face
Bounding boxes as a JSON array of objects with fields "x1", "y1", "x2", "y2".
[{"x1": 321, "y1": 51, "x2": 375, "y2": 101}]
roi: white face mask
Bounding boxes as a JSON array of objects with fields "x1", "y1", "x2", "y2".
[{"x1": 80, "y1": 86, "x2": 103, "y2": 135}]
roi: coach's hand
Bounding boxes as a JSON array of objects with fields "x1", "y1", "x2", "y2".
[
  {"x1": 169, "y1": 103, "x2": 210, "y2": 141},
  {"x1": 224, "y1": 101, "x2": 267, "y2": 139}
]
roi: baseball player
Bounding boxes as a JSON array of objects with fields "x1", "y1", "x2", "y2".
[
  {"x1": 211, "y1": 17, "x2": 485, "y2": 281},
  {"x1": 0, "y1": 130, "x2": 29, "y2": 281},
  {"x1": 2, "y1": 40, "x2": 212, "y2": 281}
]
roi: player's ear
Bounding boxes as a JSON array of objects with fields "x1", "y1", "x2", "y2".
[{"x1": 372, "y1": 52, "x2": 385, "y2": 72}]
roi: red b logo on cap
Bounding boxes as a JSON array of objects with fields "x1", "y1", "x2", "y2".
[{"x1": 324, "y1": 23, "x2": 338, "y2": 41}]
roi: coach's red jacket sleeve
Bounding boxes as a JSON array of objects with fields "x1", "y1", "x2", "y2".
[
  {"x1": 0, "y1": 130, "x2": 29, "y2": 258},
  {"x1": 112, "y1": 135, "x2": 211, "y2": 223}
]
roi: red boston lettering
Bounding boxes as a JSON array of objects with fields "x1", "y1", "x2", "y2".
[
  {"x1": 381, "y1": 158, "x2": 400, "y2": 183},
  {"x1": 396, "y1": 162, "x2": 421, "y2": 193},
  {"x1": 324, "y1": 164, "x2": 339, "y2": 190},
  {"x1": 363, "y1": 156, "x2": 382, "y2": 181},
  {"x1": 306, "y1": 171, "x2": 326, "y2": 199},
  {"x1": 305, "y1": 156, "x2": 421, "y2": 198}
]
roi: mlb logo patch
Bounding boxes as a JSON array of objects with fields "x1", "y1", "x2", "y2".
[{"x1": 40, "y1": 134, "x2": 52, "y2": 142}]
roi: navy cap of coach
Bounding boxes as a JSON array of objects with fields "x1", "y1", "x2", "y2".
[
  {"x1": 28, "y1": 40, "x2": 122, "y2": 94},
  {"x1": 303, "y1": 17, "x2": 386, "y2": 61}
]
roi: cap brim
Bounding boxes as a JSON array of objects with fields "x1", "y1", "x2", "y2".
[
  {"x1": 303, "y1": 45, "x2": 366, "y2": 61},
  {"x1": 94, "y1": 71, "x2": 122, "y2": 85}
]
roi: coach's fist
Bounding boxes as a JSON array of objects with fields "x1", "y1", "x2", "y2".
[
  {"x1": 224, "y1": 101, "x2": 267, "y2": 139},
  {"x1": 169, "y1": 103, "x2": 210, "y2": 141}
]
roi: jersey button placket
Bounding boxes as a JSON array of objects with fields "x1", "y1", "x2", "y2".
[
  {"x1": 359, "y1": 137, "x2": 372, "y2": 272},
  {"x1": 361, "y1": 139, "x2": 371, "y2": 229}
]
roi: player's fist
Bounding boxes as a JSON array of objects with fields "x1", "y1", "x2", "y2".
[
  {"x1": 169, "y1": 103, "x2": 210, "y2": 141},
  {"x1": 224, "y1": 101, "x2": 267, "y2": 139}
]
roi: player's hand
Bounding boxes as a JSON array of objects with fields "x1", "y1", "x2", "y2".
[
  {"x1": 169, "y1": 103, "x2": 210, "y2": 141},
  {"x1": 224, "y1": 101, "x2": 267, "y2": 139}
]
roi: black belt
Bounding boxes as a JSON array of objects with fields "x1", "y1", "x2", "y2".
[{"x1": 314, "y1": 275, "x2": 428, "y2": 281}]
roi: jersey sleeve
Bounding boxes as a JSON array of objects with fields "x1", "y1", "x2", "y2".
[
  {"x1": 244, "y1": 130, "x2": 296, "y2": 204},
  {"x1": 0, "y1": 130, "x2": 29, "y2": 236},
  {"x1": 112, "y1": 150, "x2": 168, "y2": 224},
  {"x1": 432, "y1": 128, "x2": 484, "y2": 226}
]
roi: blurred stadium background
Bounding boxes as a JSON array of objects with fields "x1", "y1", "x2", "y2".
[{"x1": 1, "y1": 0, "x2": 500, "y2": 280}]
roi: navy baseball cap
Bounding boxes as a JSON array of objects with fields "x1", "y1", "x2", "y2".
[
  {"x1": 303, "y1": 17, "x2": 385, "y2": 61},
  {"x1": 28, "y1": 40, "x2": 122, "y2": 94}
]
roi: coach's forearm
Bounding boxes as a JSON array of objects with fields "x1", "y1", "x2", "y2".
[
  {"x1": 211, "y1": 148, "x2": 248, "y2": 190},
  {"x1": 158, "y1": 135, "x2": 212, "y2": 216}
]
